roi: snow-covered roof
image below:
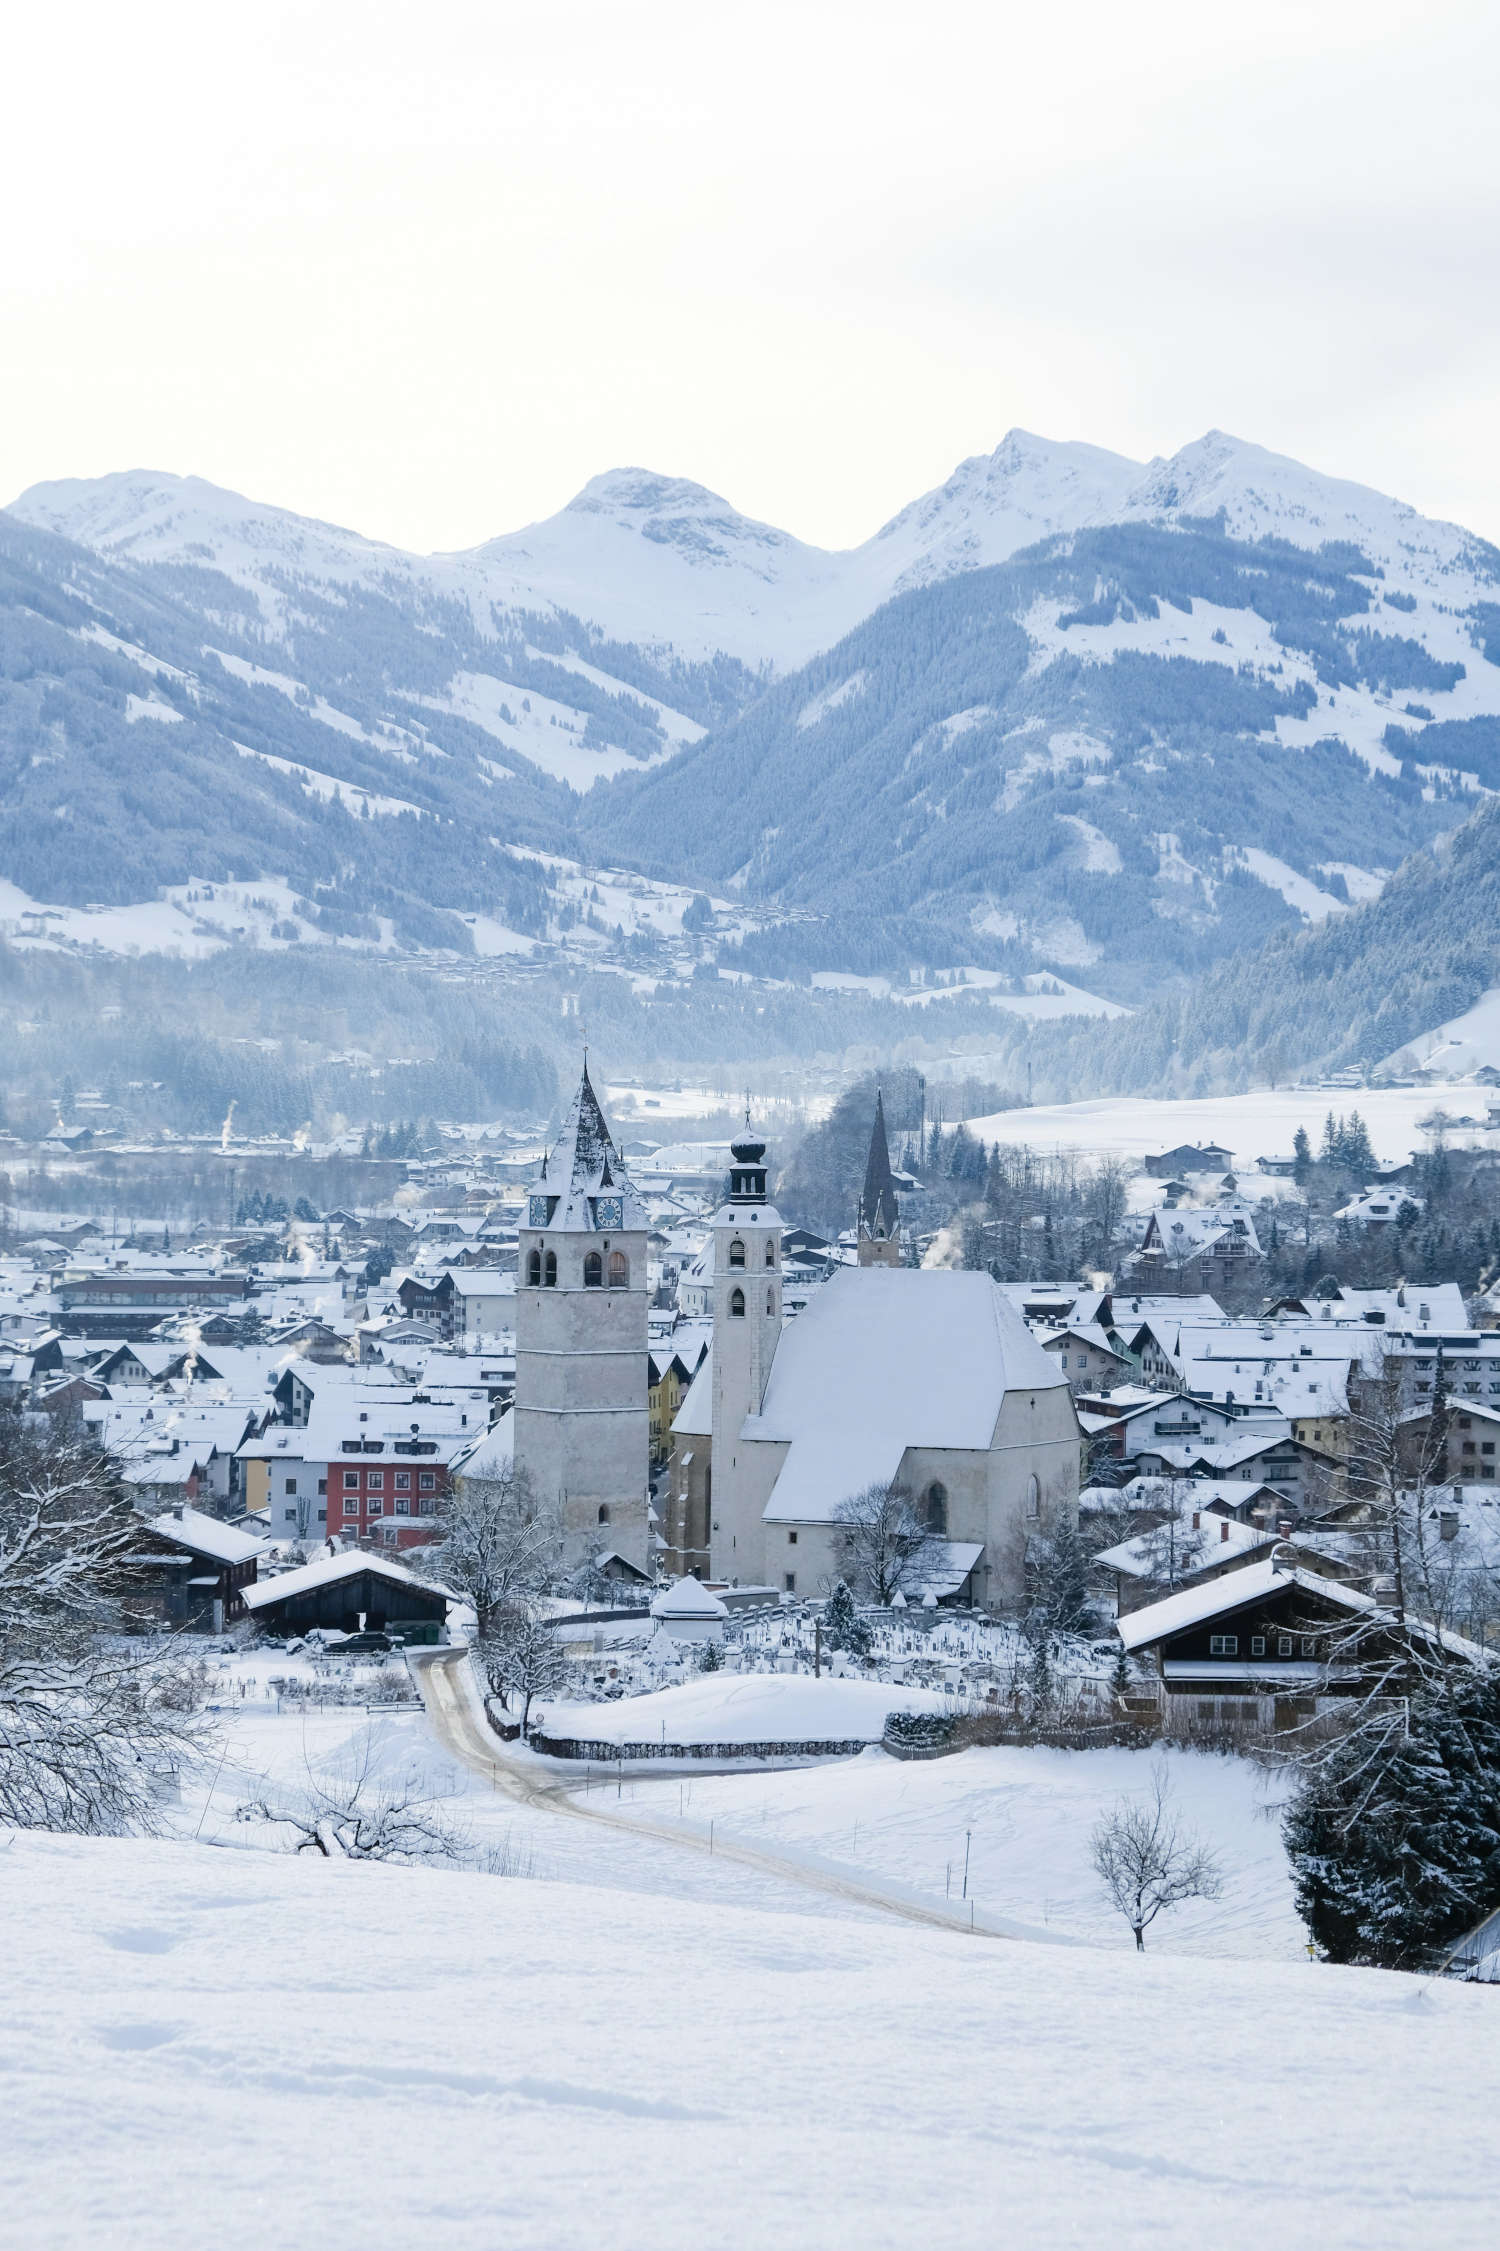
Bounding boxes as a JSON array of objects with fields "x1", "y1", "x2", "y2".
[
  {"x1": 1095, "y1": 1515, "x2": 1272, "y2": 1580},
  {"x1": 148, "y1": 1505, "x2": 264, "y2": 1566},
  {"x1": 671, "y1": 1344, "x2": 714, "y2": 1437},
  {"x1": 449, "y1": 1415, "x2": 514, "y2": 1480},
  {"x1": 650, "y1": 1575, "x2": 729, "y2": 1620},
  {"x1": 1115, "y1": 1555, "x2": 1486, "y2": 1660},
  {"x1": 533, "y1": 1062, "x2": 647, "y2": 1234},
  {"x1": 749, "y1": 1268, "x2": 1068, "y2": 1524},
  {"x1": 241, "y1": 1548, "x2": 449, "y2": 1610}
]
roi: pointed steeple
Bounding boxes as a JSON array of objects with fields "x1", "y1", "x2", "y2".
[
  {"x1": 533, "y1": 1056, "x2": 646, "y2": 1231},
  {"x1": 859, "y1": 1091, "x2": 900, "y2": 1240}
]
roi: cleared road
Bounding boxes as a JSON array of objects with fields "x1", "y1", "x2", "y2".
[{"x1": 415, "y1": 1648, "x2": 1067, "y2": 1944}]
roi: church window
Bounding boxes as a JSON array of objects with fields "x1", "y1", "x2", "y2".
[
  {"x1": 584, "y1": 1251, "x2": 603, "y2": 1288},
  {"x1": 729, "y1": 1238, "x2": 746, "y2": 1268},
  {"x1": 1025, "y1": 1474, "x2": 1040, "y2": 1519},
  {"x1": 766, "y1": 1287, "x2": 775, "y2": 1316},
  {"x1": 544, "y1": 1250, "x2": 557, "y2": 1288},
  {"x1": 527, "y1": 1247, "x2": 541, "y2": 1287},
  {"x1": 608, "y1": 1250, "x2": 628, "y2": 1288},
  {"x1": 729, "y1": 1288, "x2": 745, "y2": 1317},
  {"x1": 765, "y1": 1240, "x2": 776, "y2": 1267},
  {"x1": 598, "y1": 1504, "x2": 610, "y2": 1524},
  {"x1": 925, "y1": 1481, "x2": 947, "y2": 1536}
]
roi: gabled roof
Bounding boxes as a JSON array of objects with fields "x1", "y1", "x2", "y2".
[
  {"x1": 241, "y1": 1548, "x2": 450, "y2": 1610},
  {"x1": 1117, "y1": 1555, "x2": 1488, "y2": 1660},
  {"x1": 148, "y1": 1506, "x2": 264, "y2": 1567},
  {"x1": 748, "y1": 1268, "x2": 1068, "y2": 1524},
  {"x1": 650, "y1": 1575, "x2": 729, "y2": 1620}
]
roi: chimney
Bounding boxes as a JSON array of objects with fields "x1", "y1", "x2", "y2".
[
  {"x1": 1439, "y1": 1508, "x2": 1460, "y2": 1543},
  {"x1": 1220, "y1": 1519, "x2": 1230, "y2": 1543},
  {"x1": 1192, "y1": 1510, "x2": 1200, "y2": 1530}
]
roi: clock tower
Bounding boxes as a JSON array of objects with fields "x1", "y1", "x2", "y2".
[{"x1": 513, "y1": 1060, "x2": 650, "y2": 1571}]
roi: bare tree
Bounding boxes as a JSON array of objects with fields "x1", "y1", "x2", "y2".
[
  {"x1": 0, "y1": 1422, "x2": 205, "y2": 1833},
  {"x1": 479, "y1": 1602, "x2": 573, "y2": 1734},
  {"x1": 237, "y1": 1727, "x2": 463, "y2": 1861},
  {"x1": 831, "y1": 1481, "x2": 931, "y2": 1605},
  {"x1": 410, "y1": 1456, "x2": 559, "y2": 1638},
  {"x1": 1090, "y1": 1765, "x2": 1223, "y2": 1949}
]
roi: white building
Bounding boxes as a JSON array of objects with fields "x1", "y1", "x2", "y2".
[
  {"x1": 512, "y1": 1063, "x2": 650, "y2": 1572},
  {"x1": 667, "y1": 1117, "x2": 1080, "y2": 1604}
]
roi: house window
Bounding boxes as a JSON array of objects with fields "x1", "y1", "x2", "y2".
[
  {"x1": 544, "y1": 1250, "x2": 557, "y2": 1288},
  {"x1": 788, "y1": 1530, "x2": 798, "y2": 1545},
  {"x1": 925, "y1": 1481, "x2": 948, "y2": 1536},
  {"x1": 419, "y1": 1471, "x2": 435, "y2": 1491},
  {"x1": 1278, "y1": 1637, "x2": 1293, "y2": 1657},
  {"x1": 730, "y1": 1288, "x2": 745, "y2": 1316},
  {"x1": 395, "y1": 1498, "x2": 409, "y2": 1515},
  {"x1": 784, "y1": 1572, "x2": 796, "y2": 1593},
  {"x1": 1060, "y1": 1355, "x2": 1069, "y2": 1369},
  {"x1": 527, "y1": 1248, "x2": 542, "y2": 1287},
  {"x1": 1209, "y1": 1634, "x2": 1239, "y2": 1656},
  {"x1": 317, "y1": 1478, "x2": 326, "y2": 1495},
  {"x1": 584, "y1": 1251, "x2": 603, "y2": 1287},
  {"x1": 608, "y1": 1250, "x2": 628, "y2": 1288},
  {"x1": 598, "y1": 1504, "x2": 610, "y2": 1524},
  {"x1": 729, "y1": 1238, "x2": 746, "y2": 1268},
  {"x1": 395, "y1": 1470, "x2": 410, "y2": 1491},
  {"x1": 1250, "y1": 1636, "x2": 1266, "y2": 1657},
  {"x1": 419, "y1": 1496, "x2": 435, "y2": 1515},
  {"x1": 368, "y1": 1498, "x2": 383, "y2": 1516},
  {"x1": 343, "y1": 1470, "x2": 359, "y2": 1490},
  {"x1": 317, "y1": 1508, "x2": 326, "y2": 1523},
  {"x1": 343, "y1": 1496, "x2": 357, "y2": 1516},
  {"x1": 368, "y1": 1471, "x2": 384, "y2": 1490},
  {"x1": 284, "y1": 1477, "x2": 297, "y2": 1495}
]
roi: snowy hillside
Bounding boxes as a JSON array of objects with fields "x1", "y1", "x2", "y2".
[
  {"x1": 18, "y1": 427, "x2": 1500, "y2": 674},
  {"x1": 10, "y1": 1828, "x2": 1500, "y2": 2251}
]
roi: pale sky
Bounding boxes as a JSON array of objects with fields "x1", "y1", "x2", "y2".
[{"x1": 4, "y1": 0, "x2": 1500, "y2": 555}]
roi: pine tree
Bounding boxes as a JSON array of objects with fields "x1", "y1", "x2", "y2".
[
  {"x1": 1292, "y1": 1125, "x2": 1312, "y2": 1186},
  {"x1": 824, "y1": 1578, "x2": 872, "y2": 1658},
  {"x1": 1283, "y1": 1667, "x2": 1500, "y2": 1967}
]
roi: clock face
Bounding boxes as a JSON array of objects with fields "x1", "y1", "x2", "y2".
[
  {"x1": 528, "y1": 1195, "x2": 552, "y2": 1229},
  {"x1": 594, "y1": 1196, "x2": 623, "y2": 1231}
]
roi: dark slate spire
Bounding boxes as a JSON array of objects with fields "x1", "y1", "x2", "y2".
[
  {"x1": 535, "y1": 1056, "x2": 646, "y2": 1231},
  {"x1": 859, "y1": 1091, "x2": 900, "y2": 1241}
]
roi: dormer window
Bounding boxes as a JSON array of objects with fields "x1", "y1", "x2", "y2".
[{"x1": 729, "y1": 1239, "x2": 746, "y2": 1269}]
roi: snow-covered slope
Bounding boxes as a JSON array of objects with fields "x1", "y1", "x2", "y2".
[{"x1": 20, "y1": 428, "x2": 1498, "y2": 674}]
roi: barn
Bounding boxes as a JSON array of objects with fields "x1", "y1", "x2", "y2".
[{"x1": 241, "y1": 1550, "x2": 451, "y2": 1640}]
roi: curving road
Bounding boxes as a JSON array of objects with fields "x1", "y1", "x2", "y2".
[{"x1": 414, "y1": 1648, "x2": 1064, "y2": 1945}]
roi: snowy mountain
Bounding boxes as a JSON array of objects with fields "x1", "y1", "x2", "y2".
[
  {"x1": 17, "y1": 429, "x2": 1499, "y2": 676},
  {"x1": 8, "y1": 428, "x2": 1500, "y2": 1009}
]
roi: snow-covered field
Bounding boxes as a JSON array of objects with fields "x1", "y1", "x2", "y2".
[
  {"x1": 615, "y1": 1741, "x2": 1302, "y2": 1959},
  {"x1": 534, "y1": 1671, "x2": 950, "y2": 1746},
  {"x1": 963, "y1": 1086, "x2": 1490, "y2": 1169},
  {"x1": 9, "y1": 1823, "x2": 1500, "y2": 2251}
]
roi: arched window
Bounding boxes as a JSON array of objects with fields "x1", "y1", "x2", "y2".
[
  {"x1": 729, "y1": 1287, "x2": 745, "y2": 1317},
  {"x1": 544, "y1": 1249, "x2": 557, "y2": 1288},
  {"x1": 1025, "y1": 1473, "x2": 1040, "y2": 1520},
  {"x1": 925, "y1": 1481, "x2": 947, "y2": 1536},
  {"x1": 765, "y1": 1240, "x2": 776, "y2": 1267},
  {"x1": 766, "y1": 1287, "x2": 776, "y2": 1316},
  {"x1": 729, "y1": 1237, "x2": 746, "y2": 1268},
  {"x1": 584, "y1": 1251, "x2": 602, "y2": 1288},
  {"x1": 598, "y1": 1504, "x2": 610, "y2": 1525},
  {"x1": 527, "y1": 1247, "x2": 541, "y2": 1288},
  {"x1": 608, "y1": 1250, "x2": 628, "y2": 1289}
]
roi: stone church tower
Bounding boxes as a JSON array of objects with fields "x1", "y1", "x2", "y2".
[
  {"x1": 706, "y1": 1120, "x2": 782, "y2": 1579},
  {"x1": 513, "y1": 1061, "x2": 650, "y2": 1571},
  {"x1": 856, "y1": 1091, "x2": 903, "y2": 1267}
]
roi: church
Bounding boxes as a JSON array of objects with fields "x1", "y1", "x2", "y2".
[
  {"x1": 512, "y1": 1061, "x2": 651, "y2": 1571},
  {"x1": 664, "y1": 1108, "x2": 1081, "y2": 1607}
]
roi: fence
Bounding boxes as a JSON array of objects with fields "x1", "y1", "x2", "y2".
[{"x1": 528, "y1": 1732, "x2": 874, "y2": 1764}]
